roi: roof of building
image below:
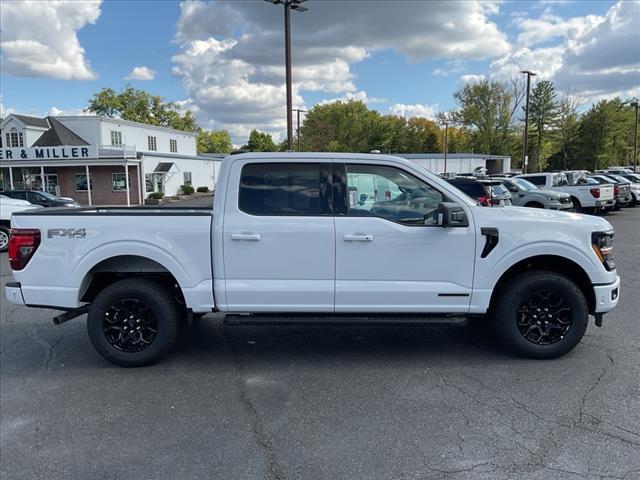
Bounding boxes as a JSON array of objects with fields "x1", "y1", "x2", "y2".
[
  {"x1": 33, "y1": 117, "x2": 90, "y2": 146},
  {"x1": 10, "y1": 114, "x2": 50, "y2": 129},
  {"x1": 154, "y1": 162, "x2": 175, "y2": 172}
]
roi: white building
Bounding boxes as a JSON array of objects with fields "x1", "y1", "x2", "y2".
[
  {"x1": 0, "y1": 114, "x2": 222, "y2": 205},
  {"x1": 397, "y1": 153, "x2": 512, "y2": 175}
]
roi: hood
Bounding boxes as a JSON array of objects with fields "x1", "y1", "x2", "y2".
[
  {"x1": 472, "y1": 205, "x2": 613, "y2": 232},
  {"x1": 536, "y1": 189, "x2": 569, "y2": 198},
  {"x1": 0, "y1": 196, "x2": 32, "y2": 207}
]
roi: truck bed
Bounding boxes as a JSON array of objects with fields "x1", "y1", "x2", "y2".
[{"x1": 10, "y1": 207, "x2": 214, "y2": 312}]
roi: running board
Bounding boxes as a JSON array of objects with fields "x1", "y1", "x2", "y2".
[{"x1": 224, "y1": 314, "x2": 468, "y2": 327}]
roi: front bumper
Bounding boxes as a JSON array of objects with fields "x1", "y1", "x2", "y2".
[
  {"x1": 5, "y1": 282, "x2": 25, "y2": 306},
  {"x1": 593, "y1": 276, "x2": 620, "y2": 313},
  {"x1": 547, "y1": 201, "x2": 573, "y2": 211}
]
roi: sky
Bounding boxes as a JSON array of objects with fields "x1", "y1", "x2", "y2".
[{"x1": 1, "y1": 0, "x2": 638, "y2": 145}]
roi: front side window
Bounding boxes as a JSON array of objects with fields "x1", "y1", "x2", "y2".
[
  {"x1": 525, "y1": 176, "x2": 546, "y2": 186},
  {"x1": 111, "y1": 131, "x2": 122, "y2": 146},
  {"x1": 74, "y1": 173, "x2": 93, "y2": 191},
  {"x1": 239, "y1": 163, "x2": 332, "y2": 216},
  {"x1": 346, "y1": 164, "x2": 445, "y2": 226},
  {"x1": 112, "y1": 173, "x2": 132, "y2": 192},
  {"x1": 148, "y1": 136, "x2": 157, "y2": 151}
]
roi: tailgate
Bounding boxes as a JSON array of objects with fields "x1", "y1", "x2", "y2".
[{"x1": 599, "y1": 185, "x2": 614, "y2": 200}]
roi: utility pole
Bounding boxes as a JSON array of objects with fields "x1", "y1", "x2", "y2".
[
  {"x1": 266, "y1": 0, "x2": 308, "y2": 151},
  {"x1": 294, "y1": 108, "x2": 306, "y2": 151},
  {"x1": 521, "y1": 70, "x2": 537, "y2": 173},
  {"x1": 443, "y1": 121, "x2": 448, "y2": 175},
  {"x1": 632, "y1": 100, "x2": 638, "y2": 173}
]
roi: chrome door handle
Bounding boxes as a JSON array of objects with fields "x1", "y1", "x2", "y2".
[
  {"x1": 343, "y1": 234, "x2": 373, "y2": 242},
  {"x1": 231, "y1": 233, "x2": 261, "y2": 241}
]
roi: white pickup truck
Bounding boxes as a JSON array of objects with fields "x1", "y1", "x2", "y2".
[
  {"x1": 6, "y1": 153, "x2": 621, "y2": 366},
  {"x1": 516, "y1": 172, "x2": 615, "y2": 213}
]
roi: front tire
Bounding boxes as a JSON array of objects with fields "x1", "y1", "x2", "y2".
[
  {"x1": 493, "y1": 271, "x2": 588, "y2": 359},
  {"x1": 87, "y1": 278, "x2": 180, "y2": 367}
]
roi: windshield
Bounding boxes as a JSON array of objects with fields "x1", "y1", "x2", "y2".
[{"x1": 512, "y1": 178, "x2": 538, "y2": 191}]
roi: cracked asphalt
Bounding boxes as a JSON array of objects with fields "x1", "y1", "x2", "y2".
[{"x1": 1, "y1": 208, "x2": 639, "y2": 480}]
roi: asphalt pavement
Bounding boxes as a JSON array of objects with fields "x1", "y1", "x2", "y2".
[{"x1": 1, "y1": 208, "x2": 639, "y2": 480}]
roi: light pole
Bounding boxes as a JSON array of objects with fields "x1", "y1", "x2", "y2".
[
  {"x1": 266, "y1": 0, "x2": 308, "y2": 151},
  {"x1": 632, "y1": 100, "x2": 638, "y2": 173},
  {"x1": 294, "y1": 108, "x2": 306, "y2": 151},
  {"x1": 443, "y1": 121, "x2": 448, "y2": 175},
  {"x1": 521, "y1": 70, "x2": 537, "y2": 173}
]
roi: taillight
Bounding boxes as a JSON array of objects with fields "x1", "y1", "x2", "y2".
[
  {"x1": 590, "y1": 188, "x2": 601, "y2": 198},
  {"x1": 8, "y1": 229, "x2": 41, "y2": 271},
  {"x1": 614, "y1": 186, "x2": 620, "y2": 195},
  {"x1": 477, "y1": 195, "x2": 491, "y2": 206}
]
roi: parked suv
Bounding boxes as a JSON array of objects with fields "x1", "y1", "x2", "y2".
[
  {"x1": 446, "y1": 177, "x2": 511, "y2": 206},
  {"x1": 493, "y1": 176, "x2": 573, "y2": 210},
  {"x1": 2, "y1": 190, "x2": 80, "y2": 208},
  {"x1": 0, "y1": 195, "x2": 42, "y2": 252}
]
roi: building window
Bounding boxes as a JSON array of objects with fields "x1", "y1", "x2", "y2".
[
  {"x1": 112, "y1": 173, "x2": 132, "y2": 192},
  {"x1": 74, "y1": 173, "x2": 93, "y2": 191},
  {"x1": 9, "y1": 128, "x2": 23, "y2": 147},
  {"x1": 148, "y1": 136, "x2": 157, "y2": 151},
  {"x1": 183, "y1": 171, "x2": 192, "y2": 185},
  {"x1": 111, "y1": 131, "x2": 122, "y2": 146},
  {"x1": 170, "y1": 139, "x2": 177, "y2": 153}
]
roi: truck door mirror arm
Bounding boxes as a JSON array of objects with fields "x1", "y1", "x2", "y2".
[{"x1": 437, "y1": 202, "x2": 469, "y2": 227}]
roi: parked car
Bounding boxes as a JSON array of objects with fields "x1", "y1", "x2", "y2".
[
  {"x1": 446, "y1": 177, "x2": 509, "y2": 206},
  {"x1": 6, "y1": 153, "x2": 620, "y2": 366},
  {"x1": 493, "y1": 176, "x2": 573, "y2": 210},
  {"x1": 0, "y1": 195, "x2": 42, "y2": 252},
  {"x1": 2, "y1": 190, "x2": 80, "y2": 208},
  {"x1": 602, "y1": 174, "x2": 639, "y2": 206},
  {"x1": 477, "y1": 180, "x2": 512, "y2": 206},
  {"x1": 589, "y1": 175, "x2": 632, "y2": 210},
  {"x1": 516, "y1": 172, "x2": 614, "y2": 214}
]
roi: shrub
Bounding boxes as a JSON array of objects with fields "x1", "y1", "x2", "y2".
[
  {"x1": 196, "y1": 186, "x2": 209, "y2": 193},
  {"x1": 148, "y1": 192, "x2": 164, "y2": 200},
  {"x1": 180, "y1": 184, "x2": 195, "y2": 195}
]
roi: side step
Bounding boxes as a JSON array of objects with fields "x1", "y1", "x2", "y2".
[{"x1": 224, "y1": 314, "x2": 468, "y2": 327}]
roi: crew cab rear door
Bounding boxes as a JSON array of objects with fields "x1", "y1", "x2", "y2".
[
  {"x1": 333, "y1": 162, "x2": 475, "y2": 313},
  {"x1": 222, "y1": 160, "x2": 335, "y2": 312}
]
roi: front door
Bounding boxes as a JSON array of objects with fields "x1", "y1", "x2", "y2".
[
  {"x1": 334, "y1": 162, "x2": 475, "y2": 313},
  {"x1": 222, "y1": 161, "x2": 335, "y2": 312}
]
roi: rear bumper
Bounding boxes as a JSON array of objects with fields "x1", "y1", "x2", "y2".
[
  {"x1": 5, "y1": 282, "x2": 25, "y2": 306},
  {"x1": 593, "y1": 276, "x2": 620, "y2": 313}
]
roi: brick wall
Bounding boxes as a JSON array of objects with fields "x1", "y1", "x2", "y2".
[{"x1": 54, "y1": 165, "x2": 141, "y2": 206}]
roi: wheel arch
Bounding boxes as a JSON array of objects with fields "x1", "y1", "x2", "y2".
[{"x1": 488, "y1": 255, "x2": 596, "y2": 314}]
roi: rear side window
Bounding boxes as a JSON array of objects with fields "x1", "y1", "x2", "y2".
[
  {"x1": 239, "y1": 163, "x2": 332, "y2": 216},
  {"x1": 10, "y1": 191, "x2": 28, "y2": 200},
  {"x1": 525, "y1": 176, "x2": 546, "y2": 186}
]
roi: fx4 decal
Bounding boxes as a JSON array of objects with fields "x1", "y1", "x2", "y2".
[{"x1": 48, "y1": 228, "x2": 86, "y2": 239}]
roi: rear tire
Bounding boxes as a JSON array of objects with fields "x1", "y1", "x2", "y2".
[
  {"x1": 0, "y1": 225, "x2": 9, "y2": 253},
  {"x1": 87, "y1": 278, "x2": 180, "y2": 367},
  {"x1": 493, "y1": 271, "x2": 588, "y2": 359},
  {"x1": 570, "y1": 197, "x2": 582, "y2": 212}
]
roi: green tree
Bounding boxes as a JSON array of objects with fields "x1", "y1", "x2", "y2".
[
  {"x1": 553, "y1": 95, "x2": 579, "y2": 170},
  {"x1": 243, "y1": 130, "x2": 277, "y2": 152},
  {"x1": 87, "y1": 86, "x2": 198, "y2": 132},
  {"x1": 452, "y1": 80, "x2": 521, "y2": 157},
  {"x1": 528, "y1": 80, "x2": 558, "y2": 172},
  {"x1": 196, "y1": 129, "x2": 232, "y2": 154}
]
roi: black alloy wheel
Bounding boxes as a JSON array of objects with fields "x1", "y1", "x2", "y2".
[
  {"x1": 516, "y1": 289, "x2": 572, "y2": 345},
  {"x1": 103, "y1": 298, "x2": 158, "y2": 353}
]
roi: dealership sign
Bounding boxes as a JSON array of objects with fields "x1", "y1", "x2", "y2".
[{"x1": 0, "y1": 146, "x2": 98, "y2": 161}]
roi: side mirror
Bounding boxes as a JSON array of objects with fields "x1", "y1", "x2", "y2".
[{"x1": 437, "y1": 202, "x2": 469, "y2": 227}]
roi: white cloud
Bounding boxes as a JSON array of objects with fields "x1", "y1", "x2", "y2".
[
  {"x1": 0, "y1": 0, "x2": 101, "y2": 80},
  {"x1": 47, "y1": 106, "x2": 91, "y2": 117},
  {"x1": 173, "y1": 0, "x2": 510, "y2": 143},
  {"x1": 491, "y1": 1, "x2": 639, "y2": 100},
  {"x1": 125, "y1": 66, "x2": 156, "y2": 81},
  {"x1": 459, "y1": 74, "x2": 487, "y2": 85},
  {"x1": 0, "y1": 96, "x2": 16, "y2": 119},
  {"x1": 388, "y1": 103, "x2": 439, "y2": 120}
]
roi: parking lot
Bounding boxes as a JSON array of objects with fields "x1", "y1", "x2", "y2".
[{"x1": 1, "y1": 208, "x2": 638, "y2": 480}]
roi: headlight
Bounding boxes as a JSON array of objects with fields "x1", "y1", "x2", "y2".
[
  {"x1": 548, "y1": 197, "x2": 559, "y2": 202},
  {"x1": 592, "y1": 230, "x2": 615, "y2": 271}
]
